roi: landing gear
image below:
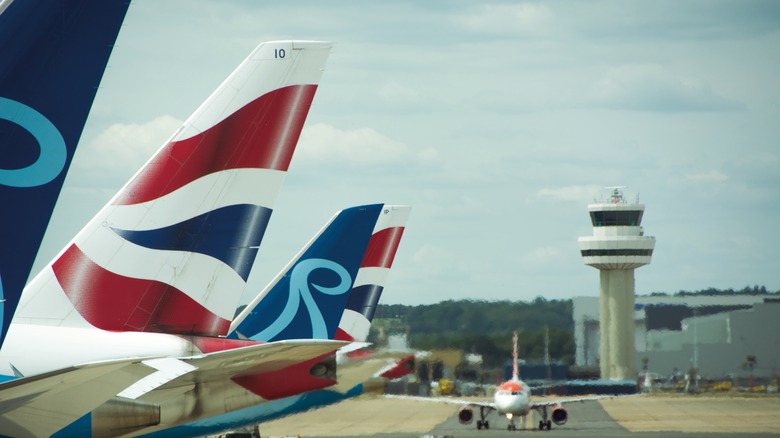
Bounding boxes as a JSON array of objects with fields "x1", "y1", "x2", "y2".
[
  {"x1": 507, "y1": 423, "x2": 517, "y2": 431},
  {"x1": 535, "y1": 406, "x2": 553, "y2": 431},
  {"x1": 475, "y1": 406, "x2": 491, "y2": 430}
]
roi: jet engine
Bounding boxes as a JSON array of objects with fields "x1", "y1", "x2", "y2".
[
  {"x1": 92, "y1": 397, "x2": 160, "y2": 436},
  {"x1": 551, "y1": 404, "x2": 568, "y2": 425},
  {"x1": 458, "y1": 405, "x2": 474, "y2": 425}
]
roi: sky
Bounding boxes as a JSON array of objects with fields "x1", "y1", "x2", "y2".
[{"x1": 33, "y1": 0, "x2": 780, "y2": 306}]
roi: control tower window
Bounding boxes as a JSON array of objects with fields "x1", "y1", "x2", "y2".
[
  {"x1": 590, "y1": 210, "x2": 642, "y2": 226},
  {"x1": 581, "y1": 249, "x2": 654, "y2": 257}
]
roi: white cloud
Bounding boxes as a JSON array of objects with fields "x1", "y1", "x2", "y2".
[
  {"x1": 297, "y1": 123, "x2": 409, "y2": 165},
  {"x1": 79, "y1": 115, "x2": 182, "y2": 172}
]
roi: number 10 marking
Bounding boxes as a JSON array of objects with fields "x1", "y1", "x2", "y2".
[{"x1": 274, "y1": 48, "x2": 286, "y2": 59}]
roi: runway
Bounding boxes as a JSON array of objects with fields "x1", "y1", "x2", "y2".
[{"x1": 254, "y1": 394, "x2": 780, "y2": 438}]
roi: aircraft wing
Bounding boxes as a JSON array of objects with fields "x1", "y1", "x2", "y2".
[
  {"x1": 0, "y1": 339, "x2": 346, "y2": 437},
  {"x1": 0, "y1": 358, "x2": 157, "y2": 438},
  {"x1": 123, "y1": 339, "x2": 347, "y2": 402},
  {"x1": 530, "y1": 394, "x2": 632, "y2": 409},
  {"x1": 383, "y1": 394, "x2": 496, "y2": 410},
  {"x1": 528, "y1": 395, "x2": 619, "y2": 409}
]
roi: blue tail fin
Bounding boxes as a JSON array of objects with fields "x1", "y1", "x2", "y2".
[
  {"x1": 0, "y1": 0, "x2": 130, "y2": 346},
  {"x1": 229, "y1": 204, "x2": 385, "y2": 342}
]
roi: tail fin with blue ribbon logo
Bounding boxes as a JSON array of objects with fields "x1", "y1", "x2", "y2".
[
  {"x1": 229, "y1": 204, "x2": 410, "y2": 343},
  {"x1": 0, "y1": 0, "x2": 130, "y2": 347},
  {"x1": 13, "y1": 41, "x2": 332, "y2": 338}
]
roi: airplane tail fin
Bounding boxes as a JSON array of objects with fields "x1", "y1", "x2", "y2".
[
  {"x1": 229, "y1": 204, "x2": 388, "y2": 342},
  {"x1": 0, "y1": 0, "x2": 130, "y2": 347},
  {"x1": 336, "y1": 205, "x2": 411, "y2": 342},
  {"x1": 512, "y1": 330, "x2": 520, "y2": 380},
  {"x1": 15, "y1": 41, "x2": 332, "y2": 337}
]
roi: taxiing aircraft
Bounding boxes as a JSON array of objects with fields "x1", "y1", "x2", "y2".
[
  {"x1": 388, "y1": 331, "x2": 613, "y2": 431},
  {"x1": 0, "y1": 40, "x2": 342, "y2": 437},
  {"x1": 119, "y1": 204, "x2": 413, "y2": 437},
  {"x1": 0, "y1": 0, "x2": 130, "y2": 348}
]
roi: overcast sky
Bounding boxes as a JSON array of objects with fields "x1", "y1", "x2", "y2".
[{"x1": 35, "y1": 0, "x2": 780, "y2": 305}]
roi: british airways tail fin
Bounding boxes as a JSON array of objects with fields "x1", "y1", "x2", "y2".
[
  {"x1": 0, "y1": 0, "x2": 130, "y2": 347},
  {"x1": 336, "y1": 205, "x2": 410, "y2": 342},
  {"x1": 15, "y1": 41, "x2": 332, "y2": 337},
  {"x1": 229, "y1": 204, "x2": 410, "y2": 343}
]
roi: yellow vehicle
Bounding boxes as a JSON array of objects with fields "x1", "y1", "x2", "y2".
[{"x1": 438, "y1": 378, "x2": 455, "y2": 395}]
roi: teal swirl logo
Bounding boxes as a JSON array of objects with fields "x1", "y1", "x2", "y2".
[
  {"x1": 0, "y1": 97, "x2": 67, "y2": 187},
  {"x1": 254, "y1": 258, "x2": 351, "y2": 340}
]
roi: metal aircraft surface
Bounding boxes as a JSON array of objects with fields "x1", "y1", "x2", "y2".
[
  {"x1": 128, "y1": 204, "x2": 413, "y2": 437},
  {"x1": 0, "y1": 39, "x2": 339, "y2": 437}
]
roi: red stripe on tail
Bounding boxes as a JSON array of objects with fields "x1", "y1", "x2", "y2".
[
  {"x1": 114, "y1": 85, "x2": 317, "y2": 206},
  {"x1": 53, "y1": 244, "x2": 230, "y2": 336},
  {"x1": 361, "y1": 227, "x2": 405, "y2": 268}
]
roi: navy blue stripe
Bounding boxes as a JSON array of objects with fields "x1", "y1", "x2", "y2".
[
  {"x1": 346, "y1": 284, "x2": 385, "y2": 321},
  {"x1": 112, "y1": 204, "x2": 271, "y2": 281}
]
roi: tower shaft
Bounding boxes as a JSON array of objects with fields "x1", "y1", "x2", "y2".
[{"x1": 600, "y1": 269, "x2": 636, "y2": 380}]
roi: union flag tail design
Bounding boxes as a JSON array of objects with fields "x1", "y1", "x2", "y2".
[
  {"x1": 0, "y1": 0, "x2": 130, "y2": 348},
  {"x1": 14, "y1": 41, "x2": 332, "y2": 337}
]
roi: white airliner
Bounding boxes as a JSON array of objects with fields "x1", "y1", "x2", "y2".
[{"x1": 388, "y1": 332, "x2": 615, "y2": 431}]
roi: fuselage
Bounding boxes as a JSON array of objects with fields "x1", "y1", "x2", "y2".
[
  {"x1": 493, "y1": 378, "x2": 531, "y2": 417},
  {"x1": 0, "y1": 323, "x2": 201, "y2": 377}
]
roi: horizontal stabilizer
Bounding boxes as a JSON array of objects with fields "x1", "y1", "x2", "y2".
[
  {"x1": 0, "y1": 358, "x2": 157, "y2": 438},
  {"x1": 137, "y1": 339, "x2": 347, "y2": 403}
]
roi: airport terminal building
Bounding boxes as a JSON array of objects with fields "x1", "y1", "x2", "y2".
[{"x1": 573, "y1": 295, "x2": 780, "y2": 379}]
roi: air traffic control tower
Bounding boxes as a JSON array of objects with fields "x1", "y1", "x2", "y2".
[{"x1": 578, "y1": 187, "x2": 655, "y2": 380}]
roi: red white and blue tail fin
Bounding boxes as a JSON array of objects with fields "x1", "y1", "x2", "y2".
[
  {"x1": 336, "y1": 205, "x2": 411, "y2": 342},
  {"x1": 0, "y1": 0, "x2": 129, "y2": 347},
  {"x1": 14, "y1": 41, "x2": 332, "y2": 337}
]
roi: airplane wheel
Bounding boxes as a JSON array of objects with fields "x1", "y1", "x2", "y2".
[
  {"x1": 539, "y1": 420, "x2": 544, "y2": 430},
  {"x1": 546, "y1": 420, "x2": 552, "y2": 430},
  {"x1": 477, "y1": 420, "x2": 483, "y2": 430},
  {"x1": 485, "y1": 421, "x2": 490, "y2": 429}
]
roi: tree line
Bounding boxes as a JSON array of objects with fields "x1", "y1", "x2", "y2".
[
  {"x1": 371, "y1": 286, "x2": 778, "y2": 367},
  {"x1": 371, "y1": 297, "x2": 573, "y2": 366}
]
